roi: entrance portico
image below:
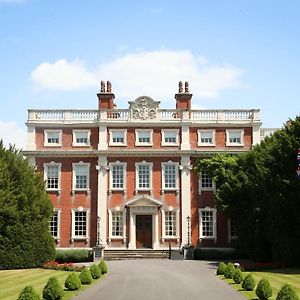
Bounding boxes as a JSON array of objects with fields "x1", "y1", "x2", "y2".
[{"x1": 126, "y1": 195, "x2": 161, "y2": 250}]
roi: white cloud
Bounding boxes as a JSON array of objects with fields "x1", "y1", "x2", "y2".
[
  {"x1": 30, "y1": 49, "x2": 244, "y2": 106},
  {"x1": 0, "y1": 121, "x2": 26, "y2": 150},
  {"x1": 31, "y1": 59, "x2": 97, "y2": 90}
]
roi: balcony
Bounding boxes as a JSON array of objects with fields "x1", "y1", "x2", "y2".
[{"x1": 27, "y1": 108, "x2": 260, "y2": 124}]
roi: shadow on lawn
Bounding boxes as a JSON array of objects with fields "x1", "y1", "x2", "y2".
[{"x1": 253, "y1": 268, "x2": 300, "y2": 275}]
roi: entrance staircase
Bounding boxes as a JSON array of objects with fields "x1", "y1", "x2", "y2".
[{"x1": 103, "y1": 249, "x2": 170, "y2": 260}]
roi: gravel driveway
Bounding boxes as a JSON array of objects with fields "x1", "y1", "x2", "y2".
[{"x1": 72, "y1": 260, "x2": 245, "y2": 300}]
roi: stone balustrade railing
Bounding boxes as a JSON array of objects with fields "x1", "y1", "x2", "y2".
[
  {"x1": 28, "y1": 108, "x2": 260, "y2": 123},
  {"x1": 260, "y1": 128, "x2": 279, "y2": 139}
]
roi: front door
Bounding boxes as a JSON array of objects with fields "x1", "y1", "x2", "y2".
[{"x1": 136, "y1": 215, "x2": 152, "y2": 248}]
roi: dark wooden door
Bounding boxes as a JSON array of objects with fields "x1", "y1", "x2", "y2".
[{"x1": 136, "y1": 215, "x2": 152, "y2": 248}]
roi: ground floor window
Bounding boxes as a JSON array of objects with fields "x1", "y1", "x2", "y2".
[
  {"x1": 112, "y1": 211, "x2": 123, "y2": 237},
  {"x1": 199, "y1": 208, "x2": 216, "y2": 239},
  {"x1": 165, "y1": 211, "x2": 177, "y2": 237},
  {"x1": 71, "y1": 209, "x2": 89, "y2": 241},
  {"x1": 50, "y1": 211, "x2": 58, "y2": 238}
]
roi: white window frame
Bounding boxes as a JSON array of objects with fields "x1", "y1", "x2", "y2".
[
  {"x1": 198, "y1": 171, "x2": 216, "y2": 194},
  {"x1": 44, "y1": 130, "x2": 62, "y2": 147},
  {"x1": 72, "y1": 162, "x2": 90, "y2": 192},
  {"x1": 198, "y1": 129, "x2": 216, "y2": 146},
  {"x1": 109, "y1": 129, "x2": 127, "y2": 146},
  {"x1": 72, "y1": 130, "x2": 91, "y2": 147},
  {"x1": 135, "y1": 129, "x2": 153, "y2": 146},
  {"x1": 44, "y1": 161, "x2": 62, "y2": 192},
  {"x1": 71, "y1": 208, "x2": 90, "y2": 242},
  {"x1": 109, "y1": 161, "x2": 127, "y2": 191},
  {"x1": 228, "y1": 218, "x2": 238, "y2": 242},
  {"x1": 226, "y1": 129, "x2": 244, "y2": 146},
  {"x1": 108, "y1": 209, "x2": 126, "y2": 241},
  {"x1": 50, "y1": 208, "x2": 61, "y2": 241},
  {"x1": 199, "y1": 207, "x2": 217, "y2": 240},
  {"x1": 135, "y1": 161, "x2": 153, "y2": 191},
  {"x1": 161, "y1": 208, "x2": 180, "y2": 240},
  {"x1": 161, "y1": 129, "x2": 179, "y2": 146},
  {"x1": 161, "y1": 161, "x2": 179, "y2": 191}
]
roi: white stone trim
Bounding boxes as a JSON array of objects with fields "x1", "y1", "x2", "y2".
[
  {"x1": 135, "y1": 129, "x2": 153, "y2": 146},
  {"x1": 197, "y1": 129, "x2": 216, "y2": 146},
  {"x1": 135, "y1": 161, "x2": 153, "y2": 192},
  {"x1": 161, "y1": 129, "x2": 179, "y2": 146},
  {"x1": 199, "y1": 207, "x2": 217, "y2": 240},
  {"x1": 109, "y1": 161, "x2": 127, "y2": 191},
  {"x1": 26, "y1": 125, "x2": 36, "y2": 150},
  {"x1": 44, "y1": 161, "x2": 62, "y2": 192},
  {"x1": 44, "y1": 129, "x2": 62, "y2": 147},
  {"x1": 226, "y1": 129, "x2": 244, "y2": 146},
  {"x1": 71, "y1": 208, "x2": 90, "y2": 244},
  {"x1": 98, "y1": 125, "x2": 108, "y2": 150},
  {"x1": 72, "y1": 161, "x2": 90, "y2": 193},
  {"x1": 180, "y1": 125, "x2": 190, "y2": 150},
  {"x1": 72, "y1": 129, "x2": 91, "y2": 147},
  {"x1": 252, "y1": 125, "x2": 260, "y2": 145},
  {"x1": 109, "y1": 129, "x2": 127, "y2": 146},
  {"x1": 161, "y1": 161, "x2": 179, "y2": 191}
]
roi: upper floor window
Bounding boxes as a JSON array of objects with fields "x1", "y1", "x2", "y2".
[
  {"x1": 110, "y1": 162, "x2": 126, "y2": 190},
  {"x1": 44, "y1": 130, "x2": 62, "y2": 147},
  {"x1": 226, "y1": 129, "x2": 244, "y2": 146},
  {"x1": 135, "y1": 129, "x2": 153, "y2": 146},
  {"x1": 199, "y1": 208, "x2": 217, "y2": 239},
  {"x1": 162, "y1": 162, "x2": 179, "y2": 190},
  {"x1": 72, "y1": 162, "x2": 90, "y2": 191},
  {"x1": 44, "y1": 162, "x2": 61, "y2": 191},
  {"x1": 109, "y1": 129, "x2": 127, "y2": 146},
  {"x1": 161, "y1": 129, "x2": 179, "y2": 146},
  {"x1": 72, "y1": 130, "x2": 91, "y2": 147},
  {"x1": 136, "y1": 161, "x2": 153, "y2": 190},
  {"x1": 198, "y1": 130, "x2": 215, "y2": 146},
  {"x1": 199, "y1": 170, "x2": 215, "y2": 193}
]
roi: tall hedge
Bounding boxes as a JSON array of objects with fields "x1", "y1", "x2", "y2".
[
  {"x1": 0, "y1": 142, "x2": 55, "y2": 269},
  {"x1": 196, "y1": 116, "x2": 300, "y2": 265}
]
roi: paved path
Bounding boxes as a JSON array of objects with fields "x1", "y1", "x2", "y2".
[{"x1": 72, "y1": 260, "x2": 246, "y2": 300}]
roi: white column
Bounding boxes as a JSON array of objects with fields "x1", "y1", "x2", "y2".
[
  {"x1": 152, "y1": 213, "x2": 159, "y2": 249},
  {"x1": 252, "y1": 125, "x2": 261, "y2": 145},
  {"x1": 26, "y1": 125, "x2": 36, "y2": 150},
  {"x1": 128, "y1": 210, "x2": 136, "y2": 249},
  {"x1": 180, "y1": 124, "x2": 190, "y2": 150},
  {"x1": 98, "y1": 125, "x2": 108, "y2": 150},
  {"x1": 180, "y1": 155, "x2": 192, "y2": 247},
  {"x1": 97, "y1": 155, "x2": 108, "y2": 246}
]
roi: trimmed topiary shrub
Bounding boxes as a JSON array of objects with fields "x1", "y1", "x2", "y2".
[
  {"x1": 98, "y1": 260, "x2": 108, "y2": 274},
  {"x1": 233, "y1": 268, "x2": 243, "y2": 284},
  {"x1": 79, "y1": 267, "x2": 93, "y2": 284},
  {"x1": 224, "y1": 262, "x2": 235, "y2": 279},
  {"x1": 276, "y1": 284, "x2": 299, "y2": 300},
  {"x1": 64, "y1": 272, "x2": 81, "y2": 291},
  {"x1": 55, "y1": 249, "x2": 93, "y2": 263},
  {"x1": 256, "y1": 278, "x2": 272, "y2": 299},
  {"x1": 42, "y1": 277, "x2": 64, "y2": 300},
  {"x1": 216, "y1": 262, "x2": 227, "y2": 275},
  {"x1": 17, "y1": 286, "x2": 40, "y2": 300},
  {"x1": 90, "y1": 264, "x2": 101, "y2": 279},
  {"x1": 242, "y1": 274, "x2": 256, "y2": 291}
]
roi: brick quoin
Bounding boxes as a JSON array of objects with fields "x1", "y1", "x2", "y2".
[{"x1": 24, "y1": 81, "x2": 263, "y2": 251}]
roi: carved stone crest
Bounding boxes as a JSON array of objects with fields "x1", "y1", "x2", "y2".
[{"x1": 129, "y1": 96, "x2": 160, "y2": 120}]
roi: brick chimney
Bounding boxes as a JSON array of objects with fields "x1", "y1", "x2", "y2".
[
  {"x1": 175, "y1": 81, "x2": 192, "y2": 110},
  {"x1": 97, "y1": 80, "x2": 115, "y2": 110}
]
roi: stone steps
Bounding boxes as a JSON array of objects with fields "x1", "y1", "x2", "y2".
[{"x1": 103, "y1": 249, "x2": 170, "y2": 260}]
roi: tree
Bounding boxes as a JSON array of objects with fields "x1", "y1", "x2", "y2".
[
  {"x1": 195, "y1": 116, "x2": 300, "y2": 265},
  {"x1": 0, "y1": 141, "x2": 55, "y2": 269}
]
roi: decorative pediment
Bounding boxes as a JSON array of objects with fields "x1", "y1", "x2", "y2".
[
  {"x1": 129, "y1": 96, "x2": 160, "y2": 120},
  {"x1": 125, "y1": 195, "x2": 162, "y2": 207}
]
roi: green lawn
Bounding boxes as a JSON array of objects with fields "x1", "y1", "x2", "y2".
[
  {"x1": 221, "y1": 269, "x2": 300, "y2": 299},
  {"x1": 0, "y1": 268, "x2": 101, "y2": 300}
]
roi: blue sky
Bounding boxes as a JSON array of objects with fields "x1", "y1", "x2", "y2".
[{"x1": 0, "y1": 0, "x2": 299, "y2": 148}]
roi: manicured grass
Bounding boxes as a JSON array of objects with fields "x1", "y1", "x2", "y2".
[
  {"x1": 0, "y1": 268, "x2": 102, "y2": 300},
  {"x1": 221, "y1": 269, "x2": 300, "y2": 299}
]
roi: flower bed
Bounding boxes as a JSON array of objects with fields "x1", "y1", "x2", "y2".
[{"x1": 42, "y1": 261, "x2": 85, "y2": 272}]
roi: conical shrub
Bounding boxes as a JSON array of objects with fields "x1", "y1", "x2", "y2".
[
  {"x1": 233, "y1": 268, "x2": 243, "y2": 284},
  {"x1": 276, "y1": 284, "x2": 299, "y2": 300},
  {"x1": 224, "y1": 262, "x2": 235, "y2": 279},
  {"x1": 90, "y1": 264, "x2": 101, "y2": 279},
  {"x1": 79, "y1": 267, "x2": 93, "y2": 284},
  {"x1": 65, "y1": 272, "x2": 81, "y2": 291},
  {"x1": 42, "y1": 277, "x2": 64, "y2": 300},
  {"x1": 17, "y1": 286, "x2": 40, "y2": 300},
  {"x1": 256, "y1": 278, "x2": 272, "y2": 300},
  {"x1": 242, "y1": 274, "x2": 256, "y2": 291},
  {"x1": 216, "y1": 262, "x2": 227, "y2": 275},
  {"x1": 98, "y1": 260, "x2": 108, "y2": 274}
]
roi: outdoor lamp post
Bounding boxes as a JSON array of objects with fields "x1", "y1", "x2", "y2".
[
  {"x1": 96, "y1": 216, "x2": 101, "y2": 246},
  {"x1": 186, "y1": 216, "x2": 191, "y2": 246}
]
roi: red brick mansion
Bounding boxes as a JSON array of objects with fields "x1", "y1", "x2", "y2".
[{"x1": 24, "y1": 81, "x2": 270, "y2": 251}]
